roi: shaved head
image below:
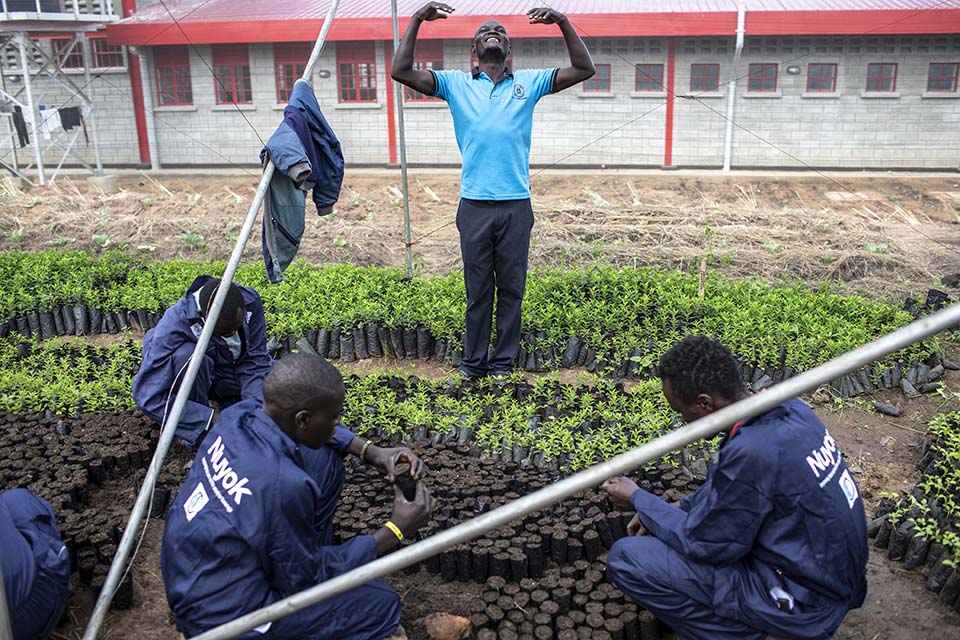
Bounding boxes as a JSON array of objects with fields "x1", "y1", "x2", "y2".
[{"x1": 264, "y1": 352, "x2": 343, "y2": 413}]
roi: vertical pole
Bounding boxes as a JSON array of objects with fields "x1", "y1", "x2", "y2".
[
  {"x1": 663, "y1": 37, "x2": 675, "y2": 168},
  {"x1": 79, "y1": 34, "x2": 103, "y2": 175},
  {"x1": 16, "y1": 34, "x2": 45, "y2": 186},
  {"x1": 723, "y1": 0, "x2": 745, "y2": 173},
  {"x1": 0, "y1": 63, "x2": 20, "y2": 174},
  {"x1": 391, "y1": 0, "x2": 414, "y2": 279},
  {"x1": 137, "y1": 47, "x2": 160, "y2": 169},
  {"x1": 0, "y1": 562, "x2": 13, "y2": 640}
]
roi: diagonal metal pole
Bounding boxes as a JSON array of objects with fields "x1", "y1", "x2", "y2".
[
  {"x1": 390, "y1": 0, "x2": 414, "y2": 279},
  {"x1": 80, "y1": 1, "x2": 341, "y2": 637},
  {"x1": 192, "y1": 303, "x2": 960, "y2": 640}
]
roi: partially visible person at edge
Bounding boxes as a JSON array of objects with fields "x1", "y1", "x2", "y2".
[
  {"x1": 391, "y1": 3, "x2": 595, "y2": 379},
  {"x1": 132, "y1": 276, "x2": 273, "y2": 449},
  {"x1": 0, "y1": 488, "x2": 72, "y2": 640},
  {"x1": 162, "y1": 352, "x2": 434, "y2": 639},
  {"x1": 602, "y1": 335, "x2": 868, "y2": 640}
]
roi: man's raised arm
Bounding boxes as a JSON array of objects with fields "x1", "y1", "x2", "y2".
[
  {"x1": 527, "y1": 7, "x2": 595, "y2": 93},
  {"x1": 391, "y1": 2, "x2": 455, "y2": 95}
]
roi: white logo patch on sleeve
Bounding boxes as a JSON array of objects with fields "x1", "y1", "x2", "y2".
[
  {"x1": 184, "y1": 482, "x2": 210, "y2": 522},
  {"x1": 838, "y1": 469, "x2": 860, "y2": 509}
]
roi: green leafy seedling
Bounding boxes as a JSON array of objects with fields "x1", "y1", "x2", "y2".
[
  {"x1": 861, "y1": 243, "x2": 888, "y2": 254},
  {"x1": 48, "y1": 236, "x2": 76, "y2": 246},
  {"x1": 177, "y1": 232, "x2": 206, "y2": 251},
  {"x1": 92, "y1": 234, "x2": 111, "y2": 247}
]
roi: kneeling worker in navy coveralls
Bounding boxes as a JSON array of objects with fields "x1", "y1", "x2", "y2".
[
  {"x1": 0, "y1": 489, "x2": 72, "y2": 640},
  {"x1": 603, "y1": 336, "x2": 868, "y2": 640},
  {"x1": 133, "y1": 276, "x2": 273, "y2": 449},
  {"x1": 162, "y1": 352, "x2": 433, "y2": 639}
]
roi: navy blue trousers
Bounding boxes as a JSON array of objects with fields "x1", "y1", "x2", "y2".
[
  {"x1": 168, "y1": 342, "x2": 243, "y2": 448},
  {"x1": 177, "y1": 445, "x2": 401, "y2": 640},
  {"x1": 456, "y1": 198, "x2": 534, "y2": 377},
  {"x1": 1, "y1": 490, "x2": 72, "y2": 640}
]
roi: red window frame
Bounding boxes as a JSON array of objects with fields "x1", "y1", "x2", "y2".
[
  {"x1": 337, "y1": 42, "x2": 378, "y2": 104},
  {"x1": 51, "y1": 37, "x2": 83, "y2": 69},
  {"x1": 154, "y1": 45, "x2": 193, "y2": 107},
  {"x1": 690, "y1": 63, "x2": 720, "y2": 92},
  {"x1": 865, "y1": 63, "x2": 897, "y2": 92},
  {"x1": 92, "y1": 38, "x2": 124, "y2": 68},
  {"x1": 747, "y1": 63, "x2": 778, "y2": 92},
  {"x1": 212, "y1": 44, "x2": 253, "y2": 105},
  {"x1": 927, "y1": 62, "x2": 959, "y2": 92},
  {"x1": 583, "y1": 63, "x2": 611, "y2": 93},
  {"x1": 405, "y1": 40, "x2": 443, "y2": 102},
  {"x1": 806, "y1": 63, "x2": 837, "y2": 93},
  {"x1": 275, "y1": 43, "x2": 311, "y2": 103},
  {"x1": 634, "y1": 63, "x2": 664, "y2": 92}
]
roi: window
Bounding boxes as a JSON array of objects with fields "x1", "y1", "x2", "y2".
[
  {"x1": 275, "y1": 43, "x2": 311, "y2": 103},
  {"x1": 337, "y1": 42, "x2": 377, "y2": 103},
  {"x1": 52, "y1": 38, "x2": 83, "y2": 69},
  {"x1": 865, "y1": 63, "x2": 897, "y2": 92},
  {"x1": 154, "y1": 45, "x2": 192, "y2": 106},
  {"x1": 690, "y1": 63, "x2": 720, "y2": 92},
  {"x1": 92, "y1": 39, "x2": 124, "y2": 68},
  {"x1": 212, "y1": 44, "x2": 253, "y2": 105},
  {"x1": 927, "y1": 62, "x2": 959, "y2": 92},
  {"x1": 747, "y1": 63, "x2": 778, "y2": 92},
  {"x1": 806, "y1": 63, "x2": 837, "y2": 92},
  {"x1": 583, "y1": 63, "x2": 611, "y2": 93},
  {"x1": 634, "y1": 63, "x2": 664, "y2": 92},
  {"x1": 405, "y1": 40, "x2": 443, "y2": 102}
]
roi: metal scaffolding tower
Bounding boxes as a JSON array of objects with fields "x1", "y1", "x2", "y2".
[{"x1": 0, "y1": 0, "x2": 115, "y2": 185}]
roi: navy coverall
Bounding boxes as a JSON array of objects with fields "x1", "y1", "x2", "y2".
[
  {"x1": 161, "y1": 400, "x2": 400, "y2": 640},
  {"x1": 0, "y1": 489, "x2": 72, "y2": 640},
  {"x1": 608, "y1": 399, "x2": 868, "y2": 640},
  {"x1": 132, "y1": 276, "x2": 273, "y2": 449}
]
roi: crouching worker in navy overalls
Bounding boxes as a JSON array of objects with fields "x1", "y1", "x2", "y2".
[
  {"x1": 161, "y1": 352, "x2": 434, "y2": 639},
  {"x1": 133, "y1": 276, "x2": 274, "y2": 449},
  {"x1": 0, "y1": 489, "x2": 72, "y2": 640},
  {"x1": 603, "y1": 336, "x2": 868, "y2": 640}
]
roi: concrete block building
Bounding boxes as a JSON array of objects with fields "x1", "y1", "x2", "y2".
[{"x1": 3, "y1": 0, "x2": 960, "y2": 171}]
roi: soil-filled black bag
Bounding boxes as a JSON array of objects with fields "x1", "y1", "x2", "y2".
[
  {"x1": 352, "y1": 328, "x2": 368, "y2": 359},
  {"x1": 940, "y1": 569, "x2": 960, "y2": 607},
  {"x1": 365, "y1": 325, "x2": 382, "y2": 358},
  {"x1": 27, "y1": 311, "x2": 41, "y2": 337},
  {"x1": 103, "y1": 312, "x2": 117, "y2": 334},
  {"x1": 115, "y1": 311, "x2": 130, "y2": 331},
  {"x1": 402, "y1": 328, "x2": 418, "y2": 359},
  {"x1": 0, "y1": 320, "x2": 8, "y2": 340},
  {"x1": 14, "y1": 316, "x2": 29, "y2": 338},
  {"x1": 873, "y1": 518, "x2": 893, "y2": 549},
  {"x1": 328, "y1": 326, "x2": 341, "y2": 359},
  {"x1": 434, "y1": 338, "x2": 447, "y2": 361},
  {"x1": 927, "y1": 557, "x2": 954, "y2": 593},
  {"x1": 378, "y1": 326, "x2": 395, "y2": 358},
  {"x1": 315, "y1": 329, "x2": 331, "y2": 359},
  {"x1": 416, "y1": 327, "x2": 433, "y2": 360},
  {"x1": 60, "y1": 306, "x2": 75, "y2": 335},
  {"x1": 904, "y1": 532, "x2": 931, "y2": 570},
  {"x1": 38, "y1": 310, "x2": 56, "y2": 339},
  {"x1": 394, "y1": 462, "x2": 417, "y2": 501},
  {"x1": 339, "y1": 331, "x2": 355, "y2": 363},
  {"x1": 561, "y1": 337, "x2": 581, "y2": 369},
  {"x1": 52, "y1": 307, "x2": 65, "y2": 336},
  {"x1": 389, "y1": 327, "x2": 404, "y2": 358}
]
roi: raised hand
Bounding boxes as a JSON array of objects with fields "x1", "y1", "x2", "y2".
[
  {"x1": 527, "y1": 7, "x2": 566, "y2": 25},
  {"x1": 416, "y1": 2, "x2": 455, "y2": 21}
]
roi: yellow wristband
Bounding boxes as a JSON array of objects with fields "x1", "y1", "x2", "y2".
[
  {"x1": 384, "y1": 520, "x2": 404, "y2": 542},
  {"x1": 359, "y1": 440, "x2": 372, "y2": 462}
]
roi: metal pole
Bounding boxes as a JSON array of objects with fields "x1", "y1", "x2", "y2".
[
  {"x1": 193, "y1": 303, "x2": 960, "y2": 640},
  {"x1": 136, "y1": 46, "x2": 160, "y2": 170},
  {"x1": 722, "y1": 0, "x2": 745, "y2": 173},
  {"x1": 80, "y1": 2, "x2": 341, "y2": 637},
  {"x1": 16, "y1": 34, "x2": 45, "y2": 186},
  {"x1": 79, "y1": 34, "x2": 103, "y2": 175},
  {"x1": 0, "y1": 561, "x2": 14, "y2": 640},
  {"x1": 391, "y1": 0, "x2": 414, "y2": 279},
  {"x1": 0, "y1": 63, "x2": 21, "y2": 175}
]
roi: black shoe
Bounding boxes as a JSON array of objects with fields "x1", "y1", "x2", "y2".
[{"x1": 457, "y1": 368, "x2": 485, "y2": 381}]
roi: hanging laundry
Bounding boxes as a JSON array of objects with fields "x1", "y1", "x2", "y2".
[
  {"x1": 37, "y1": 106, "x2": 60, "y2": 141},
  {"x1": 260, "y1": 79, "x2": 344, "y2": 284},
  {"x1": 12, "y1": 106, "x2": 28, "y2": 148},
  {"x1": 59, "y1": 106, "x2": 81, "y2": 131}
]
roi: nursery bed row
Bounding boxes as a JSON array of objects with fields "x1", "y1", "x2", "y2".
[
  {"x1": 0, "y1": 250, "x2": 939, "y2": 381},
  {"x1": 870, "y1": 411, "x2": 960, "y2": 611}
]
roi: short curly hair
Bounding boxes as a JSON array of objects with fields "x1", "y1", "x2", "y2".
[{"x1": 658, "y1": 335, "x2": 745, "y2": 405}]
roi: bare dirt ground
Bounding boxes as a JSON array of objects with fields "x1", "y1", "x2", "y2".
[
  {"x1": 12, "y1": 169, "x2": 959, "y2": 638},
  {"x1": 0, "y1": 170, "x2": 959, "y2": 301}
]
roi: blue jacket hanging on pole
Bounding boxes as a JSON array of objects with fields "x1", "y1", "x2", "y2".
[{"x1": 261, "y1": 79, "x2": 344, "y2": 283}]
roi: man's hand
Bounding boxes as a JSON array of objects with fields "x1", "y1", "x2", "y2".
[
  {"x1": 415, "y1": 2, "x2": 454, "y2": 21},
  {"x1": 527, "y1": 7, "x2": 566, "y2": 25},
  {"x1": 367, "y1": 446, "x2": 427, "y2": 482},
  {"x1": 390, "y1": 481, "x2": 435, "y2": 537},
  {"x1": 602, "y1": 476, "x2": 640, "y2": 510},
  {"x1": 626, "y1": 514, "x2": 647, "y2": 536}
]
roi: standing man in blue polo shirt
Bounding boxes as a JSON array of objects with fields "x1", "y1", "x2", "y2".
[{"x1": 392, "y1": 3, "x2": 595, "y2": 378}]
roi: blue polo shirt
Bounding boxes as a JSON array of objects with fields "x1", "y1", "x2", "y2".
[{"x1": 432, "y1": 67, "x2": 557, "y2": 201}]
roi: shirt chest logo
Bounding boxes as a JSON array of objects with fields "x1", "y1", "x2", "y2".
[
  {"x1": 512, "y1": 84, "x2": 527, "y2": 100},
  {"x1": 183, "y1": 482, "x2": 209, "y2": 522}
]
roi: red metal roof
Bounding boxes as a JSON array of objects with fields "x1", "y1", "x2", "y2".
[{"x1": 108, "y1": 0, "x2": 960, "y2": 45}]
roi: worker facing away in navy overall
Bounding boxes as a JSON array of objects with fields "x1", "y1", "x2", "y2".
[
  {"x1": 0, "y1": 488, "x2": 72, "y2": 640},
  {"x1": 132, "y1": 276, "x2": 273, "y2": 449},
  {"x1": 162, "y1": 352, "x2": 434, "y2": 639},
  {"x1": 392, "y1": 3, "x2": 595, "y2": 379},
  {"x1": 603, "y1": 336, "x2": 868, "y2": 640}
]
